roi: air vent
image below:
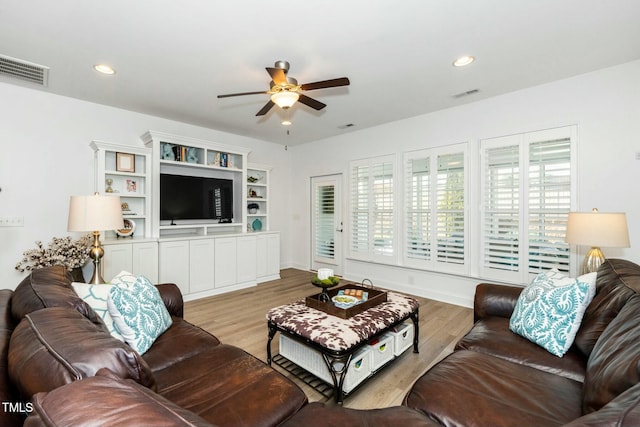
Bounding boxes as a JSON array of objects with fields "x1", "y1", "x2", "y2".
[
  {"x1": 0, "y1": 54, "x2": 49, "y2": 87},
  {"x1": 452, "y1": 89, "x2": 479, "y2": 99}
]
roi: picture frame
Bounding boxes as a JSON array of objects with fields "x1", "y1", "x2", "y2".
[
  {"x1": 126, "y1": 179, "x2": 137, "y2": 193},
  {"x1": 116, "y1": 152, "x2": 135, "y2": 172}
]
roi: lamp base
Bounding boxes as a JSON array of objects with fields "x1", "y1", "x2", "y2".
[
  {"x1": 87, "y1": 231, "x2": 106, "y2": 284},
  {"x1": 580, "y1": 246, "x2": 605, "y2": 276}
]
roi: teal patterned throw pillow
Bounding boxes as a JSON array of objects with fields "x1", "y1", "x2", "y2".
[
  {"x1": 509, "y1": 270, "x2": 597, "y2": 357},
  {"x1": 107, "y1": 275, "x2": 172, "y2": 354}
]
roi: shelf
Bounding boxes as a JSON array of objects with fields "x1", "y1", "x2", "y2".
[
  {"x1": 115, "y1": 194, "x2": 145, "y2": 199},
  {"x1": 159, "y1": 159, "x2": 243, "y2": 173},
  {"x1": 105, "y1": 171, "x2": 147, "y2": 178},
  {"x1": 159, "y1": 222, "x2": 242, "y2": 231}
]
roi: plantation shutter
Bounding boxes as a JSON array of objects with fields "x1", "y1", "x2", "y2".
[
  {"x1": 403, "y1": 144, "x2": 467, "y2": 273},
  {"x1": 481, "y1": 126, "x2": 575, "y2": 283},
  {"x1": 372, "y1": 161, "x2": 394, "y2": 257},
  {"x1": 527, "y1": 138, "x2": 571, "y2": 273},
  {"x1": 482, "y1": 144, "x2": 521, "y2": 273},
  {"x1": 351, "y1": 161, "x2": 370, "y2": 257},
  {"x1": 405, "y1": 156, "x2": 431, "y2": 262},
  {"x1": 436, "y1": 153, "x2": 465, "y2": 265},
  {"x1": 315, "y1": 184, "x2": 335, "y2": 260},
  {"x1": 349, "y1": 155, "x2": 395, "y2": 261}
]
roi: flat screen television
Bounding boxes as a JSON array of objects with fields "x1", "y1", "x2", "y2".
[{"x1": 160, "y1": 173, "x2": 233, "y2": 223}]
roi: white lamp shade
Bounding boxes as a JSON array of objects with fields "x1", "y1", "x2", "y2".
[
  {"x1": 565, "y1": 211, "x2": 630, "y2": 248},
  {"x1": 68, "y1": 194, "x2": 124, "y2": 232},
  {"x1": 271, "y1": 91, "x2": 299, "y2": 108}
]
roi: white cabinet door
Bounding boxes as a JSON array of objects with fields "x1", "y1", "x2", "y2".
[
  {"x1": 236, "y1": 235, "x2": 257, "y2": 284},
  {"x1": 214, "y1": 237, "x2": 237, "y2": 287},
  {"x1": 256, "y1": 234, "x2": 268, "y2": 279},
  {"x1": 132, "y1": 242, "x2": 158, "y2": 282},
  {"x1": 256, "y1": 233, "x2": 280, "y2": 282},
  {"x1": 102, "y1": 243, "x2": 133, "y2": 283},
  {"x1": 189, "y1": 239, "x2": 216, "y2": 293},
  {"x1": 266, "y1": 233, "x2": 281, "y2": 278},
  {"x1": 158, "y1": 241, "x2": 190, "y2": 295}
]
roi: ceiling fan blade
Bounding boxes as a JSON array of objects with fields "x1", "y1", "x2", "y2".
[
  {"x1": 266, "y1": 67, "x2": 287, "y2": 85},
  {"x1": 298, "y1": 94, "x2": 327, "y2": 111},
  {"x1": 217, "y1": 91, "x2": 268, "y2": 98},
  {"x1": 300, "y1": 77, "x2": 350, "y2": 91},
  {"x1": 256, "y1": 100, "x2": 275, "y2": 116}
]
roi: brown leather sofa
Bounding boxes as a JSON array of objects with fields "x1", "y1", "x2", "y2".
[
  {"x1": 1, "y1": 266, "x2": 307, "y2": 427},
  {"x1": 3, "y1": 260, "x2": 640, "y2": 426},
  {"x1": 401, "y1": 258, "x2": 640, "y2": 426}
]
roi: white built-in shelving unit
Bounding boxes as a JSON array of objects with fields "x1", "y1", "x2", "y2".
[
  {"x1": 90, "y1": 141, "x2": 152, "y2": 239},
  {"x1": 141, "y1": 130, "x2": 251, "y2": 238},
  {"x1": 246, "y1": 164, "x2": 271, "y2": 232},
  {"x1": 91, "y1": 132, "x2": 280, "y2": 299}
]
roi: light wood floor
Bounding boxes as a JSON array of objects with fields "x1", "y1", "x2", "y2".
[{"x1": 184, "y1": 268, "x2": 473, "y2": 409}]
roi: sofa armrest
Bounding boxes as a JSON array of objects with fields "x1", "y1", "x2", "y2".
[
  {"x1": 155, "y1": 283, "x2": 183, "y2": 318},
  {"x1": 473, "y1": 283, "x2": 523, "y2": 323}
]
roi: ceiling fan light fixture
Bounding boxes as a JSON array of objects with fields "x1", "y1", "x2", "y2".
[
  {"x1": 281, "y1": 120, "x2": 292, "y2": 126},
  {"x1": 271, "y1": 91, "x2": 299, "y2": 109}
]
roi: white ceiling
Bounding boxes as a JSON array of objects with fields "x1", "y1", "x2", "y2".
[{"x1": 1, "y1": 1, "x2": 639, "y2": 146}]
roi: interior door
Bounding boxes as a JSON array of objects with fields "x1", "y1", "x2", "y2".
[{"x1": 311, "y1": 175, "x2": 343, "y2": 276}]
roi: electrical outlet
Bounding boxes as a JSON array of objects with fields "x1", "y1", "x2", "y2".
[{"x1": 0, "y1": 217, "x2": 24, "y2": 227}]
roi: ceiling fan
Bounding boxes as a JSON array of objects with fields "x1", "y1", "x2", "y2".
[{"x1": 217, "y1": 60, "x2": 350, "y2": 116}]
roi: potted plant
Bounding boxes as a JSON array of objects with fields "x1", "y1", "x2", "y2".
[
  {"x1": 247, "y1": 203, "x2": 260, "y2": 214},
  {"x1": 15, "y1": 234, "x2": 93, "y2": 281}
]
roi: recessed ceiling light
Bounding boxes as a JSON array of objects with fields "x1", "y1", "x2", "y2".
[
  {"x1": 453, "y1": 55, "x2": 475, "y2": 67},
  {"x1": 93, "y1": 64, "x2": 116, "y2": 75},
  {"x1": 281, "y1": 120, "x2": 292, "y2": 126}
]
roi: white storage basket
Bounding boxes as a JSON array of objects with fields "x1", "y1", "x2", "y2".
[
  {"x1": 368, "y1": 333, "x2": 395, "y2": 371},
  {"x1": 279, "y1": 335, "x2": 372, "y2": 393},
  {"x1": 389, "y1": 322, "x2": 414, "y2": 356}
]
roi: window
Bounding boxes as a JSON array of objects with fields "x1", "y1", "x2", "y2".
[
  {"x1": 403, "y1": 144, "x2": 467, "y2": 273},
  {"x1": 349, "y1": 155, "x2": 395, "y2": 262},
  {"x1": 315, "y1": 184, "x2": 335, "y2": 260},
  {"x1": 480, "y1": 126, "x2": 576, "y2": 283}
]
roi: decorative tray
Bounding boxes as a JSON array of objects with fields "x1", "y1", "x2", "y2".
[{"x1": 305, "y1": 283, "x2": 387, "y2": 319}]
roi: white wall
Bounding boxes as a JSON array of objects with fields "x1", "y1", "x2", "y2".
[
  {"x1": 0, "y1": 82, "x2": 291, "y2": 289},
  {"x1": 288, "y1": 60, "x2": 640, "y2": 307}
]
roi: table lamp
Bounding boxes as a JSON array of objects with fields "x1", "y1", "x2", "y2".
[
  {"x1": 68, "y1": 193, "x2": 124, "y2": 284},
  {"x1": 564, "y1": 208, "x2": 630, "y2": 275}
]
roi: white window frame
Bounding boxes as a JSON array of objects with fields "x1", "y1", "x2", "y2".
[
  {"x1": 402, "y1": 143, "x2": 468, "y2": 275},
  {"x1": 348, "y1": 154, "x2": 397, "y2": 264},
  {"x1": 479, "y1": 126, "x2": 577, "y2": 284}
]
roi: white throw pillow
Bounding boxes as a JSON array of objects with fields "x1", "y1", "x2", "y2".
[{"x1": 71, "y1": 282, "x2": 125, "y2": 342}]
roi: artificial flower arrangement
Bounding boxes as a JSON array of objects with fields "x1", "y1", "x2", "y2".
[{"x1": 15, "y1": 234, "x2": 93, "y2": 273}]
